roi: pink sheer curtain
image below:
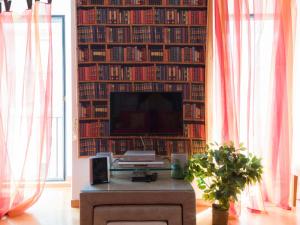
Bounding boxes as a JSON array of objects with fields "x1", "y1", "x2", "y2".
[
  {"x1": 207, "y1": 0, "x2": 296, "y2": 211},
  {"x1": 0, "y1": 2, "x2": 52, "y2": 218}
]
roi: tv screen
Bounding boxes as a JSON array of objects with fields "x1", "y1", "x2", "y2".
[{"x1": 110, "y1": 92, "x2": 183, "y2": 136}]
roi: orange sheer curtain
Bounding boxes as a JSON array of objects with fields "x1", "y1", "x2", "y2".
[
  {"x1": 207, "y1": 0, "x2": 296, "y2": 211},
  {"x1": 0, "y1": 2, "x2": 52, "y2": 218}
]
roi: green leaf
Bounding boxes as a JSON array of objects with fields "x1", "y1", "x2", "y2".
[{"x1": 184, "y1": 142, "x2": 263, "y2": 210}]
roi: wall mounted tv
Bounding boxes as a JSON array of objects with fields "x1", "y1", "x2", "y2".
[{"x1": 110, "y1": 92, "x2": 183, "y2": 136}]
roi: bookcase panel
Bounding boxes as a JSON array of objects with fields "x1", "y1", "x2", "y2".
[
  {"x1": 77, "y1": 0, "x2": 207, "y2": 7},
  {"x1": 77, "y1": 0, "x2": 207, "y2": 157}
]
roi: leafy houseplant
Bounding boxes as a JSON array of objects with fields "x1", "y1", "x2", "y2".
[{"x1": 185, "y1": 143, "x2": 263, "y2": 225}]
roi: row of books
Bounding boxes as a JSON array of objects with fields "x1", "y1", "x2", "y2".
[
  {"x1": 132, "y1": 27, "x2": 164, "y2": 42},
  {"x1": 184, "y1": 103, "x2": 205, "y2": 120},
  {"x1": 78, "y1": 8, "x2": 154, "y2": 24},
  {"x1": 79, "y1": 83, "x2": 108, "y2": 99},
  {"x1": 77, "y1": 0, "x2": 104, "y2": 5},
  {"x1": 77, "y1": 8, "x2": 96, "y2": 24},
  {"x1": 166, "y1": 46, "x2": 205, "y2": 62},
  {"x1": 190, "y1": 27, "x2": 206, "y2": 43},
  {"x1": 79, "y1": 83, "x2": 205, "y2": 100},
  {"x1": 78, "y1": 46, "x2": 204, "y2": 63},
  {"x1": 107, "y1": 27, "x2": 131, "y2": 43},
  {"x1": 167, "y1": 0, "x2": 180, "y2": 5},
  {"x1": 79, "y1": 138, "x2": 195, "y2": 156},
  {"x1": 79, "y1": 83, "x2": 204, "y2": 101},
  {"x1": 79, "y1": 121, "x2": 100, "y2": 137},
  {"x1": 165, "y1": 27, "x2": 188, "y2": 43},
  {"x1": 183, "y1": 0, "x2": 206, "y2": 6},
  {"x1": 106, "y1": 65, "x2": 155, "y2": 81},
  {"x1": 80, "y1": 121, "x2": 109, "y2": 137},
  {"x1": 191, "y1": 140, "x2": 206, "y2": 153},
  {"x1": 108, "y1": 46, "x2": 148, "y2": 62},
  {"x1": 79, "y1": 139, "x2": 126, "y2": 156},
  {"x1": 184, "y1": 123, "x2": 205, "y2": 138},
  {"x1": 78, "y1": 64, "x2": 98, "y2": 81},
  {"x1": 190, "y1": 66, "x2": 205, "y2": 82},
  {"x1": 79, "y1": 102, "x2": 92, "y2": 118},
  {"x1": 149, "y1": 47, "x2": 163, "y2": 61},
  {"x1": 78, "y1": 65, "x2": 205, "y2": 82},
  {"x1": 191, "y1": 84, "x2": 204, "y2": 100},
  {"x1": 78, "y1": 26, "x2": 105, "y2": 43},
  {"x1": 133, "y1": 83, "x2": 190, "y2": 97},
  {"x1": 77, "y1": 0, "x2": 207, "y2": 6},
  {"x1": 79, "y1": 139, "x2": 98, "y2": 156},
  {"x1": 155, "y1": 9, "x2": 207, "y2": 25},
  {"x1": 79, "y1": 46, "x2": 110, "y2": 62},
  {"x1": 79, "y1": 102, "x2": 108, "y2": 118},
  {"x1": 124, "y1": 0, "x2": 160, "y2": 5},
  {"x1": 77, "y1": 26, "x2": 206, "y2": 44},
  {"x1": 78, "y1": 47, "x2": 90, "y2": 62},
  {"x1": 78, "y1": 8, "x2": 206, "y2": 25},
  {"x1": 119, "y1": 66, "x2": 154, "y2": 80},
  {"x1": 155, "y1": 65, "x2": 204, "y2": 81},
  {"x1": 79, "y1": 139, "x2": 134, "y2": 156}
]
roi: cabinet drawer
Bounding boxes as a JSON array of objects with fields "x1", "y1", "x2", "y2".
[{"x1": 93, "y1": 205, "x2": 182, "y2": 225}]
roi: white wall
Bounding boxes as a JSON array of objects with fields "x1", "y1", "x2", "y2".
[
  {"x1": 53, "y1": 0, "x2": 87, "y2": 198},
  {"x1": 51, "y1": 1, "x2": 73, "y2": 179},
  {"x1": 70, "y1": 0, "x2": 90, "y2": 200}
]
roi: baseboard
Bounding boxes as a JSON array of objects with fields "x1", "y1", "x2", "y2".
[{"x1": 71, "y1": 199, "x2": 80, "y2": 208}]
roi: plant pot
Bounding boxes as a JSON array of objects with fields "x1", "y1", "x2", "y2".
[{"x1": 212, "y1": 204, "x2": 229, "y2": 225}]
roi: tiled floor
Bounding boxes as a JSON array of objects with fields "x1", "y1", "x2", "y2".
[{"x1": 0, "y1": 187, "x2": 299, "y2": 225}]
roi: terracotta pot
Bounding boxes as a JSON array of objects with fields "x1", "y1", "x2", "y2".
[{"x1": 212, "y1": 204, "x2": 229, "y2": 225}]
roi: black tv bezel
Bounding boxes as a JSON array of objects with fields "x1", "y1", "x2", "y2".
[{"x1": 109, "y1": 92, "x2": 184, "y2": 137}]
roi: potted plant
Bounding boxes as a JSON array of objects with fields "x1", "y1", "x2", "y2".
[{"x1": 185, "y1": 142, "x2": 263, "y2": 225}]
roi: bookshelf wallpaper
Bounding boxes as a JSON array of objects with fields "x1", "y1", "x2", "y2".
[{"x1": 76, "y1": 0, "x2": 208, "y2": 157}]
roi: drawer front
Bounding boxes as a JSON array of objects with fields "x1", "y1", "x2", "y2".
[
  {"x1": 107, "y1": 222, "x2": 167, "y2": 225},
  {"x1": 93, "y1": 205, "x2": 182, "y2": 225}
]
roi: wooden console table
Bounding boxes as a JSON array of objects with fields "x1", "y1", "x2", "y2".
[{"x1": 80, "y1": 173, "x2": 196, "y2": 225}]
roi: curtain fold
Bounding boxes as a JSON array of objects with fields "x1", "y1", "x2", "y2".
[
  {"x1": 208, "y1": 0, "x2": 297, "y2": 211},
  {"x1": 0, "y1": 2, "x2": 52, "y2": 218},
  {"x1": 258, "y1": 0, "x2": 295, "y2": 209}
]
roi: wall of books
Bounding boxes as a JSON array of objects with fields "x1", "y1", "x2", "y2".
[{"x1": 77, "y1": 0, "x2": 208, "y2": 157}]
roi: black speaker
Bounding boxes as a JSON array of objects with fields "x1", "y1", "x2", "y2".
[{"x1": 90, "y1": 156, "x2": 110, "y2": 185}]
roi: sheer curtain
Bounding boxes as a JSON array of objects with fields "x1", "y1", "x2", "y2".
[
  {"x1": 207, "y1": 0, "x2": 297, "y2": 210},
  {"x1": 0, "y1": 2, "x2": 52, "y2": 218},
  {"x1": 293, "y1": 0, "x2": 300, "y2": 188}
]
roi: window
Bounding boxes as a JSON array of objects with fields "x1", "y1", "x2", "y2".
[
  {"x1": 47, "y1": 16, "x2": 66, "y2": 181},
  {"x1": 12, "y1": 15, "x2": 66, "y2": 181},
  {"x1": 224, "y1": 1, "x2": 300, "y2": 173}
]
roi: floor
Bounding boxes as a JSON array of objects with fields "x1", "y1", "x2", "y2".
[
  {"x1": 196, "y1": 204, "x2": 300, "y2": 225},
  {"x1": 0, "y1": 187, "x2": 299, "y2": 225},
  {"x1": 0, "y1": 187, "x2": 79, "y2": 225}
]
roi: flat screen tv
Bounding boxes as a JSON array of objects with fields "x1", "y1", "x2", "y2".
[{"x1": 110, "y1": 92, "x2": 183, "y2": 136}]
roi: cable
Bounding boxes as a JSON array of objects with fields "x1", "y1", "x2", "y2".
[{"x1": 140, "y1": 136, "x2": 146, "y2": 150}]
